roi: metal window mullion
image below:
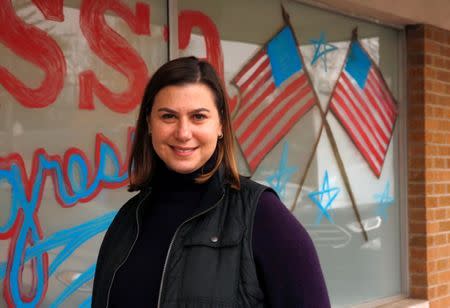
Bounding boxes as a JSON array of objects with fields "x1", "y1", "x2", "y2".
[
  {"x1": 397, "y1": 28, "x2": 409, "y2": 297},
  {"x1": 168, "y1": 0, "x2": 179, "y2": 60}
]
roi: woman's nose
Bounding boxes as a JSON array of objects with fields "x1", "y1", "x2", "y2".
[{"x1": 175, "y1": 119, "x2": 192, "y2": 141}]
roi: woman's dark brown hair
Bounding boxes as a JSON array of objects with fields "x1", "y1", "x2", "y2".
[{"x1": 128, "y1": 56, "x2": 240, "y2": 191}]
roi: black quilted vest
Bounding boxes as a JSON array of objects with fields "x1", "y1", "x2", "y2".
[{"x1": 92, "y1": 176, "x2": 267, "y2": 308}]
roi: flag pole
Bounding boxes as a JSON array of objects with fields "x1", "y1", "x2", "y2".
[
  {"x1": 320, "y1": 28, "x2": 368, "y2": 241},
  {"x1": 282, "y1": 7, "x2": 369, "y2": 241}
]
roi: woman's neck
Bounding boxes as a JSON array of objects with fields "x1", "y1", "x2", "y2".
[{"x1": 152, "y1": 154, "x2": 217, "y2": 193}]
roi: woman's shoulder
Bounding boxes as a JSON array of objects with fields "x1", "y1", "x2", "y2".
[
  {"x1": 237, "y1": 175, "x2": 278, "y2": 196},
  {"x1": 117, "y1": 190, "x2": 144, "y2": 215},
  {"x1": 254, "y1": 190, "x2": 314, "y2": 247},
  {"x1": 98, "y1": 190, "x2": 147, "y2": 253},
  {"x1": 106, "y1": 189, "x2": 148, "y2": 231}
]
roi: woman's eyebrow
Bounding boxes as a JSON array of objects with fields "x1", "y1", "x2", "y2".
[
  {"x1": 157, "y1": 107, "x2": 177, "y2": 113},
  {"x1": 190, "y1": 108, "x2": 210, "y2": 113},
  {"x1": 156, "y1": 107, "x2": 210, "y2": 113}
]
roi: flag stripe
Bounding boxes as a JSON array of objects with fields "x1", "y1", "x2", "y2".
[
  {"x1": 233, "y1": 49, "x2": 266, "y2": 85},
  {"x1": 248, "y1": 96, "x2": 317, "y2": 171},
  {"x1": 238, "y1": 74, "x2": 308, "y2": 144},
  {"x1": 345, "y1": 67, "x2": 394, "y2": 132},
  {"x1": 366, "y1": 69, "x2": 397, "y2": 121},
  {"x1": 334, "y1": 87, "x2": 387, "y2": 155},
  {"x1": 240, "y1": 70, "x2": 272, "y2": 110},
  {"x1": 341, "y1": 72, "x2": 391, "y2": 138},
  {"x1": 362, "y1": 82, "x2": 394, "y2": 133},
  {"x1": 334, "y1": 88, "x2": 386, "y2": 162},
  {"x1": 242, "y1": 83, "x2": 312, "y2": 156},
  {"x1": 368, "y1": 69, "x2": 396, "y2": 115},
  {"x1": 238, "y1": 57, "x2": 270, "y2": 94},
  {"x1": 332, "y1": 86, "x2": 384, "y2": 163},
  {"x1": 330, "y1": 100, "x2": 381, "y2": 175},
  {"x1": 243, "y1": 82, "x2": 313, "y2": 157},
  {"x1": 340, "y1": 74, "x2": 389, "y2": 145},
  {"x1": 235, "y1": 76, "x2": 275, "y2": 134},
  {"x1": 233, "y1": 80, "x2": 276, "y2": 131}
]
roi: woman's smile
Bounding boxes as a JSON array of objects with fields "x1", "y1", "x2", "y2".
[{"x1": 170, "y1": 145, "x2": 198, "y2": 156}]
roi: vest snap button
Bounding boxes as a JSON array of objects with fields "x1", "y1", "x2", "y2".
[{"x1": 210, "y1": 236, "x2": 219, "y2": 243}]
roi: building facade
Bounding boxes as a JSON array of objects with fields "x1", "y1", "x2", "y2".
[{"x1": 0, "y1": 0, "x2": 449, "y2": 307}]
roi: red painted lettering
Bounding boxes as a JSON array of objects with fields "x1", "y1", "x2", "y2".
[
  {"x1": 0, "y1": 0, "x2": 66, "y2": 108},
  {"x1": 79, "y1": 0, "x2": 150, "y2": 113},
  {"x1": 32, "y1": 0, "x2": 64, "y2": 21}
]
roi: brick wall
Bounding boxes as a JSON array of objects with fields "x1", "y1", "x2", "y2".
[{"x1": 407, "y1": 24, "x2": 450, "y2": 307}]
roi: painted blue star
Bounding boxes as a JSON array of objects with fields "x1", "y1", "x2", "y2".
[
  {"x1": 374, "y1": 182, "x2": 394, "y2": 220},
  {"x1": 308, "y1": 171, "x2": 340, "y2": 224},
  {"x1": 266, "y1": 142, "x2": 298, "y2": 199},
  {"x1": 309, "y1": 32, "x2": 338, "y2": 72}
]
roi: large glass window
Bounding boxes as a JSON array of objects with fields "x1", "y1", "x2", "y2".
[
  {"x1": 178, "y1": 0, "x2": 403, "y2": 306},
  {"x1": 0, "y1": 1, "x2": 167, "y2": 306},
  {"x1": 1, "y1": 0, "x2": 404, "y2": 306}
]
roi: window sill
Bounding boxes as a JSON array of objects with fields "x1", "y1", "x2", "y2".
[
  {"x1": 352, "y1": 296, "x2": 429, "y2": 308},
  {"x1": 377, "y1": 299, "x2": 429, "y2": 308}
]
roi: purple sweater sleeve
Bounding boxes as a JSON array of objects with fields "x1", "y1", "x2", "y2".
[{"x1": 252, "y1": 191, "x2": 331, "y2": 308}]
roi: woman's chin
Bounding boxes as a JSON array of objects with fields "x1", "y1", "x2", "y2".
[{"x1": 165, "y1": 162, "x2": 200, "y2": 174}]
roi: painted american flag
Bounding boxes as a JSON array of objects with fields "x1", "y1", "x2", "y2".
[
  {"x1": 329, "y1": 40, "x2": 398, "y2": 177},
  {"x1": 232, "y1": 26, "x2": 317, "y2": 173}
]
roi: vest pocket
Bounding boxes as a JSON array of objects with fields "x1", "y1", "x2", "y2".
[
  {"x1": 179, "y1": 227, "x2": 244, "y2": 304},
  {"x1": 183, "y1": 225, "x2": 244, "y2": 248}
]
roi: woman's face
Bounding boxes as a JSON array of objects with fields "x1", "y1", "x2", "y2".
[{"x1": 148, "y1": 83, "x2": 223, "y2": 174}]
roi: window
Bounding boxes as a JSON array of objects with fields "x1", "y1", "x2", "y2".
[
  {"x1": 0, "y1": 0, "x2": 404, "y2": 306},
  {"x1": 177, "y1": 0, "x2": 403, "y2": 305},
  {"x1": 0, "y1": 1, "x2": 167, "y2": 306}
]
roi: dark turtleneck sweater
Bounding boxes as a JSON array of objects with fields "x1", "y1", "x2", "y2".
[{"x1": 109, "y1": 163, "x2": 330, "y2": 307}]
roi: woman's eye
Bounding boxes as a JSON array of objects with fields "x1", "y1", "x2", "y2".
[
  {"x1": 161, "y1": 113, "x2": 175, "y2": 120},
  {"x1": 193, "y1": 114, "x2": 206, "y2": 120}
]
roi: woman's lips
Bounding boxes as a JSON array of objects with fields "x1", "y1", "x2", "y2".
[{"x1": 171, "y1": 146, "x2": 197, "y2": 156}]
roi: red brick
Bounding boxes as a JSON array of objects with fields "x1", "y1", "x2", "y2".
[
  {"x1": 411, "y1": 259, "x2": 427, "y2": 272},
  {"x1": 411, "y1": 247, "x2": 427, "y2": 259},
  {"x1": 428, "y1": 247, "x2": 440, "y2": 261},
  {"x1": 431, "y1": 296, "x2": 450, "y2": 307},
  {"x1": 411, "y1": 286, "x2": 428, "y2": 298},
  {"x1": 428, "y1": 221, "x2": 440, "y2": 233},
  {"x1": 410, "y1": 208, "x2": 426, "y2": 220},
  {"x1": 409, "y1": 196, "x2": 426, "y2": 208},
  {"x1": 441, "y1": 196, "x2": 450, "y2": 207},
  {"x1": 411, "y1": 234, "x2": 427, "y2": 246},
  {"x1": 428, "y1": 261, "x2": 438, "y2": 272},
  {"x1": 407, "y1": 24, "x2": 450, "y2": 300},
  {"x1": 426, "y1": 197, "x2": 439, "y2": 208},
  {"x1": 437, "y1": 284, "x2": 449, "y2": 297},
  {"x1": 412, "y1": 273, "x2": 429, "y2": 285},
  {"x1": 428, "y1": 286, "x2": 438, "y2": 299},
  {"x1": 411, "y1": 221, "x2": 427, "y2": 233},
  {"x1": 438, "y1": 222, "x2": 450, "y2": 232},
  {"x1": 434, "y1": 184, "x2": 447, "y2": 194},
  {"x1": 425, "y1": 40, "x2": 441, "y2": 54},
  {"x1": 429, "y1": 272, "x2": 439, "y2": 285},
  {"x1": 435, "y1": 208, "x2": 447, "y2": 218},
  {"x1": 437, "y1": 259, "x2": 450, "y2": 271}
]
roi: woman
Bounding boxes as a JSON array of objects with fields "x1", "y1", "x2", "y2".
[{"x1": 92, "y1": 57, "x2": 330, "y2": 307}]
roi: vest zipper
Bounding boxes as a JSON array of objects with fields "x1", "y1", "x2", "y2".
[
  {"x1": 105, "y1": 189, "x2": 152, "y2": 308},
  {"x1": 157, "y1": 192, "x2": 225, "y2": 308}
]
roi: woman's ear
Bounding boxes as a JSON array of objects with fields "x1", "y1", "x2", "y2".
[{"x1": 218, "y1": 124, "x2": 223, "y2": 139}]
